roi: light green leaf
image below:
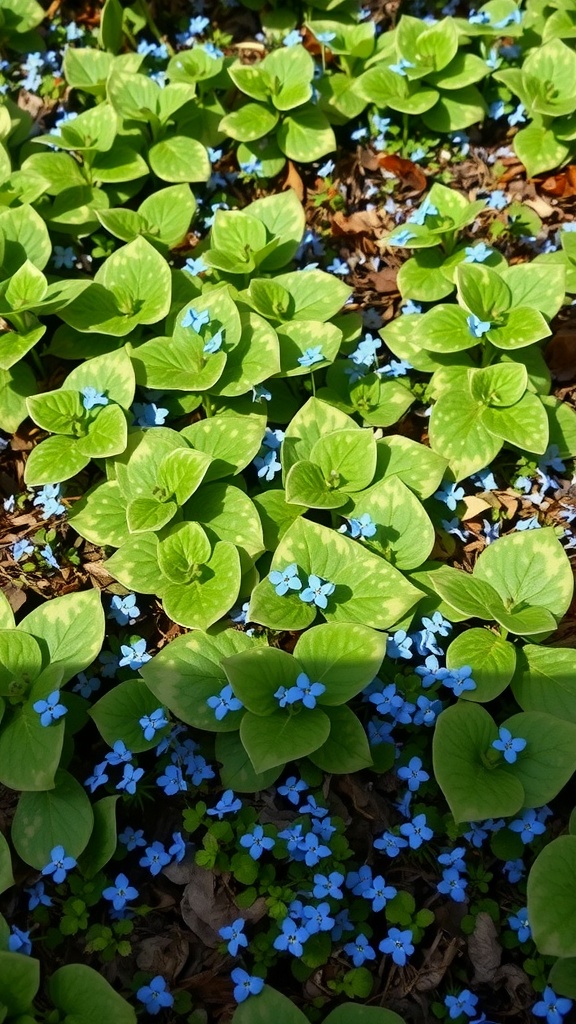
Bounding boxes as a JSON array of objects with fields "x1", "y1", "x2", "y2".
[
  {"x1": 512, "y1": 646, "x2": 576, "y2": 723},
  {"x1": 433, "y1": 702, "x2": 525, "y2": 823},
  {"x1": 192, "y1": 482, "x2": 264, "y2": 569},
  {"x1": 277, "y1": 106, "x2": 336, "y2": 161},
  {"x1": 77, "y1": 795, "x2": 119, "y2": 878},
  {"x1": 429, "y1": 386, "x2": 502, "y2": 480},
  {"x1": 75, "y1": 402, "x2": 127, "y2": 459},
  {"x1": 473, "y1": 527, "x2": 573, "y2": 621},
  {"x1": 282, "y1": 397, "x2": 358, "y2": 474},
  {"x1": 182, "y1": 414, "x2": 263, "y2": 481},
  {"x1": 64, "y1": 347, "x2": 136, "y2": 408},
  {"x1": 503, "y1": 710, "x2": 576, "y2": 807},
  {"x1": 223, "y1": 646, "x2": 300, "y2": 716},
  {"x1": 240, "y1": 707, "x2": 331, "y2": 773},
  {"x1": 350, "y1": 476, "x2": 434, "y2": 570},
  {"x1": 0, "y1": 630, "x2": 43, "y2": 696},
  {"x1": 12, "y1": 769, "x2": 94, "y2": 868},
  {"x1": 90, "y1": 679, "x2": 169, "y2": 753},
  {"x1": 528, "y1": 836, "x2": 576, "y2": 957},
  {"x1": 486, "y1": 307, "x2": 551, "y2": 351},
  {"x1": 126, "y1": 496, "x2": 177, "y2": 534},
  {"x1": 160, "y1": 539, "x2": 241, "y2": 629},
  {"x1": 0, "y1": 703, "x2": 64, "y2": 791},
  {"x1": 276, "y1": 320, "x2": 341, "y2": 377},
  {"x1": 20, "y1": 590, "x2": 105, "y2": 686},
  {"x1": 105, "y1": 533, "x2": 161, "y2": 593},
  {"x1": 481, "y1": 392, "x2": 549, "y2": 454},
  {"x1": 26, "y1": 389, "x2": 85, "y2": 434},
  {"x1": 456, "y1": 263, "x2": 511, "y2": 321},
  {"x1": 157, "y1": 447, "x2": 211, "y2": 504},
  {"x1": 378, "y1": 435, "x2": 448, "y2": 499},
  {"x1": 0, "y1": 952, "x2": 39, "y2": 1017},
  {"x1": 273, "y1": 270, "x2": 350, "y2": 322},
  {"x1": 294, "y1": 622, "x2": 386, "y2": 704},
  {"x1": 309, "y1": 704, "x2": 372, "y2": 773},
  {"x1": 446, "y1": 628, "x2": 516, "y2": 702},
  {"x1": 216, "y1": 732, "x2": 283, "y2": 793},
  {"x1": 219, "y1": 104, "x2": 279, "y2": 143},
  {"x1": 469, "y1": 362, "x2": 528, "y2": 408},
  {"x1": 68, "y1": 480, "x2": 129, "y2": 548}
]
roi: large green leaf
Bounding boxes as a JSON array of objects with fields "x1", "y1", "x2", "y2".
[
  {"x1": 0, "y1": 952, "x2": 39, "y2": 1017},
  {"x1": 503, "y1": 710, "x2": 576, "y2": 807},
  {"x1": 433, "y1": 702, "x2": 524, "y2": 823},
  {"x1": 19, "y1": 590, "x2": 105, "y2": 686},
  {"x1": 240, "y1": 707, "x2": 331, "y2": 773},
  {"x1": 24, "y1": 435, "x2": 90, "y2": 486},
  {"x1": 90, "y1": 679, "x2": 170, "y2": 753},
  {"x1": 0, "y1": 702, "x2": 64, "y2": 791},
  {"x1": 528, "y1": 836, "x2": 576, "y2": 957},
  {"x1": 309, "y1": 705, "x2": 373, "y2": 773},
  {"x1": 49, "y1": 964, "x2": 136, "y2": 1024},
  {"x1": 350, "y1": 476, "x2": 434, "y2": 570},
  {"x1": 429, "y1": 386, "x2": 502, "y2": 480},
  {"x1": 446, "y1": 628, "x2": 516, "y2": 702},
  {"x1": 481, "y1": 393, "x2": 549, "y2": 454},
  {"x1": 12, "y1": 769, "x2": 94, "y2": 868},
  {"x1": 160, "y1": 539, "x2": 241, "y2": 630},
  {"x1": 294, "y1": 622, "x2": 386, "y2": 703},
  {"x1": 511, "y1": 646, "x2": 576, "y2": 723},
  {"x1": 473, "y1": 527, "x2": 573, "y2": 621}
]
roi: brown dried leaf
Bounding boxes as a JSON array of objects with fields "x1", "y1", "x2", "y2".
[
  {"x1": 283, "y1": 161, "x2": 305, "y2": 202},
  {"x1": 332, "y1": 208, "x2": 387, "y2": 237},
  {"x1": 180, "y1": 864, "x2": 267, "y2": 946},
  {"x1": 546, "y1": 324, "x2": 576, "y2": 382},
  {"x1": 365, "y1": 266, "x2": 399, "y2": 294},
  {"x1": 378, "y1": 154, "x2": 427, "y2": 193},
  {"x1": 461, "y1": 495, "x2": 492, "y2": 520},
  {"x1": 540, "y1": 165, "x2": 576, "y2": 198},
  {"x1": 468, "y1": 911, "x2": 501, "y2": 984},
  {"x1": 136, "y1": 930, "x2": 189, "y2": 979}
]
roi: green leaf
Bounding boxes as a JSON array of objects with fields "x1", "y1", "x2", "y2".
[
  {"x1": 274, "y1": 269, "x2": 350, "y2": 321},
  {"x1": 474, "y1": 527, "x2": 573, "y2": 622},
  {"x1": 240, "y1": 707, "x2": 331, "y2": 773},
  {"x1": 160, "y1": 539, "x2": 241, "y2": 630},
  {"x1": 350, "y1": 476, "x2": 435, "y2": 570},
  {"x1": 378, "y1": 435, "x2": 447, "y2": 499},
  {"x1": 446, "y1": 628, "x2": 516, "y2": 702},
  {"x1": 433, "y1": 703, "x2": 524, "y2": 823},
  {"x1": 514, "y1": 123, "x2": 571, "y2": 178},
  {"x1": 264, "y1": 45, "x2": 315, "y2": 110},
  {"x1": 99, "y1": 0, "x2": 124, "y2": 52},
  {"x1": 456, "y1": 263, "x2": 511, "y2": 321},
  {"x1": 253, "y1": 488, "x2": 304, "y2": 551},
  {"x1": 528, "y1": 836, "x2": 576, "y2": 957},
  {"x1": 192, "y1": 481, "x2": 264, "y2": 569},
  {"x1": 282, "y1": 397, "x2": 359, "y2": 474},
  {"x1": 421, "y1": 84, "x2": 486, "y2": 132},
  {"x1": 12, "y1": 769, "x2": 94, "y2": 868},
  {"x1": 276, "y1": 320, "x2": 341, "y2": 377},
  {"x1": 0, "y1": 702, "x2": 64, "y2": 791},
  {"x1": 309, "y1": 704, "x2": 372, "y2": 773},
  {"x1": 416, "y1": 305, "x2": 474, "y2": 353},
  {"x1": 140, "y1": 629, "x2": 253, "y2": 733},
  {"x1": 277, "y1": 106, "x2": 336, "y2": 161},
  {"x1": 0, "y1": 629, "x2": 43, "y2": 697},
  {"x1": 139, "y1": 184, "x2": 196, "y2": 247},
  {"x1": 548, "y1": 958, "x2": 576, "y2": 1000},
  {"x1": 149, "y1": 136, "x2": 211, "y2": 183},
  {"x1": 26, "y1": 389, "x2": 85, "y2": 434},
  {"x1": 158, "y1": 521, "x2": 212, "y2": 581},
  {"x1": 0, "y1": 203, "x2": 51, "y2": 274},
  {"x1": 250, "y1": 189, "x2": 305, "y2": 271},
  {"x1": 512, "y1": 646, "x2": 576, "y2": 723},
  {"x1": 324, "y1": 1004, "x2": 406, "y2": 1024},
  {"x1": 105, "y1": 533, "x2": 162, "y2": 594},
  {"x1": 113, "y1": 426, "x2": 186, "y2": 500},
  {"x1": 486, "y1": 307, "x2": 551, "y2": 351},
  {"x1": 294, "y1": 623, "x2": 385, "y2": 703},
  {"x1": 0, "y1": 831, "x2": 14, "y2": 895},
  {"x1": 77, "y1": 796, "x2": 119, "y2": 878},
  {"x1": 64, "y1": 347, "x2": 136, "y2": 408},
  {"x1": 0, "y1": 362, "x2": 36, "y2": 433},
  {"x1": 90, "y1": 679, "x2": 170, "y2": 753},
  {"x1": 231, "y1": 987, "x2": 307, "y2": 1024},
  {"x1": 215, "y1": 311, "x2": 281, "y2": 396},
  {"x1": 481, "y1": 392, "x2": 549, "y2": 454},
  {"x1": 219, "y1": 104, "x2": 279, "y2": 143},
  {"x1": 503, "y1": 710, "x2": 576, "y2": 807},
  {"x1": 157, "y1": 447, "x2": 211, "y2": 504},
  {"x1": 0, "y1": 952, "x2": 39, "y2": 1017},
  {"x1": 216, "y1": 732, "x2": 283, "y2": 793},
  {"x1": 429, "y1": 386, "x2": 502, "y2": 481},
  {"x1": 249, "y1": 517, "x2": 421, "y2": 631},
  {"x1": 468, "y1": 363, "x2": 528, "y2": 407},
  {"x1": 223, "y1": 646, "x2": 300, "y2": 716},
  {"x1": 49, "y1": 964, "x2": 136, "y2": 1024},
  {"x1": 68, "y1": 480, "x2": 129, "y2": 548},
  {"x1": 76, "y1": 403, "x2": 128, "y2": 460},
  {"x1": 19, "y1": 590, "x2": 105, "y2": 686},
  {"x1": 431, "y1": 565, "x2": 497, "y2": 619},
  {"x1": 499, "y1": 263, "x2": 566, "y2": 320},
  {"x1": 182, "y1": 415, "x2": 263, "y2": 481}
]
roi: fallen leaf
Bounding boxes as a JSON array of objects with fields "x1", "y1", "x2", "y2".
[
  {"x1": 545, "y1": 324, "x2": 576, "y2": 381},
  {"x1": 468, "y1": 912, "x2": 501, "y2": 985},
  {"x1": 136, "y1": 930, "x2": 189, "y2": 979},
  {"x1": 283, "y1": 160, "x2": 305, "y2": 202},
  {"x1": 461, "y1": 495, "x2": 492, "y2": 520},
  {"x1": 365, "y1": 266, "x2": 399, "y2": 294},
  {"x1": 332, "y1": 209, "x2": 387, "y2": 236},
  {"x1": 540, "y1": 165, "x2": 576, "y2": 198},
  {"x1": 378, "y1": 153, "x2": 427, "y2": 193},
  {"x1": 180, "y1": 863, "x2": 267, "y2": 946}
]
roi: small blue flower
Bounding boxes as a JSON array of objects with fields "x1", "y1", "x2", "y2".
[
  {"x1": 269, "y1": 563, "x2": 302, "y2": 596},
  {"x1": 344, "y1": 933, "x2": 376, "y2": 967},
  {"x1": 373, "y1": 831, "x2": 408, "y2": 858},
  {"x1": 33, "y1": 690, "x2": 67, "y2": 727},
  {"x1": 219, "y1": 918, "x2": 248, "y2": 956},
  {"x1": 437, "y1": 867, "x2": 468, "y2": 902},
  {"x1": 485, "y1": 190, "x2": 508, "y2": 210},
  {"x1": 445, "y1": 990, "x2": 479, "y2": 1020},
  {"x1": 391, "y1": 228, "x2": 417, "y2": 246},
  {"x1": 283, "y1": 29, "x2": 301, "y2": 47},
  {"x1": 400, "y1": 813, "x2": 434, "y2": 849},
  {"x1": 318, "y1": 158, "x2": 335, "y2": 178},
  {"x1": 299, "y1": 574, "x2": 335, "y2": 609},
  {"x1": 119, "y1": 638, "x2": 151, "y2": 669},
  {"x1": 379, "y1": 927, "x2": 414, "y2": 965},
  {"x1": 53, "y1": 245, "x2": 76, "y2": 269},
  {"x1": 207, "y1": 789, "x2": 242, "y2": 819},
  {"x1": 12, "y1": 538, "x2": 34, "y2": 561},
  {"x1": 467, "y1": 314, "x2": 492, "y2": 338},
  {"x1": 103, "y1": 873, "x2": 139, "y2": 911},
  {"x1": 41, "y1": 845, "x2": 76, "y2": 884},
  {"x1": 297, "y1": 346, "x2": 324, "y2": 367},
  {"x1": 133, "y1": 402, "x2": 168, "y2": 427},
  {"x1": 85, "y1": 762, "x2": 109, "y2": 793},
  {"x1": 508, "y1": 907, "x2": 531, "y2": 943},
  {"x1": 532, "y1": 986, "x2": 573, "y2": 1024},
  {"x1": 184, "y1": 256, "x2": 207, "y2": 276},
  {"x1": 492, "y1": 726, "x2": 527, "y2": 764},
  {"x1": 388, "y1": 57, "x2": 415, "y2": 76},
  {"x1": 207, "y1": 684, "x2": 244, "y2": 721},
  {"x1": 503, "y1": 859, "x2": 525, "y2": 884},
  {"x1": 278, "y1": 776, "x2": 308, "y2": 805},
  {"x1": 203, "y1": 329, "x2": 223, "y2": 354},
  {"x1": 231, "y1": 968, "x2": 264, "y2": 1003},
  {"x1": 362, "y1": 874, "x2": 397, "y2": 912},
  {"x1": 316, "y1": 30, "x2": 336, "y2": 44},
  {"x1": 251, "y1": 384, "x2": 271, "y2": 402},
  {"x1": 182, "y1": 307, "x2": 210, "y2": 332},
  {"x1": 156, "y1": 764, "x2": 187, "y2": 796},
  {"x1": 24, "y1": 880, "x2": 52, "y2": 910},
  {"x1": 508, "y1": 103, "x2": 526, "y2": 127},
  {"x1": 409, "y1": 196, "x2": 439, "y2": 225},
  {"x1": 413, "y1": 695, "x2": 443, "y2": 726},
  {"x1": 509, "y1": 808, "x2": 546, "y2": 844},
  {"x1": 136, "y1": 975, "x2": 174, "y2": 1015},
  {"x1": 438, "y1": 847, "x2": 466, "y2": 872},
  {"x1": 139, "y1": 841, "x2": 171, "y2": 877},
  {"x1": 254, "y1": 449, "x2": 282, "y2": 481},
  {"x1": 33, "y1": 483, "x2": 65, "y2": 518},
  {"x1": 397, "y1": 756, "x2": 429, "y2": 792},
  {"x1": 168, "y1": 832, "x2": 187, "y2": 863},
  {"x1": 387, "y1": 630, "x2": 413, "y2": 660},
  {"x1": 8, "y1": 926, "x2": 32, "y2": 956},
  {"x1": 116, "y1": 764, "x2": 144, "y2": 795},
  {"x1": 341, "y1": 513, "x2": 377, "y2": 539},
  {"x1": 240, "y1": 824, "x2": 275, "y2": 861},
  {"x1": 81, "y1": 387, "x2": 109, "y2": 411},
  {"x1": 139, "y1": 707, "x2": 168, "y2": 741},
  {"x1": 313, "y1": 871, "x2": 344, "y2": 900},
  {"x1": 286, "y1": 672, "x2": 326, "y2": 710},
  {"x1": 119, "y1": 827, "x2": 146, "y2": 851},
  {"x1": 465, "y1": 242, "x2": 493, "y2": 263},
  {"x1": 109, "y1": 593, "x2": 140, "y2": 626},
  {"x1": 273, "y1": 917, "x2": 310, "y2": 956}
]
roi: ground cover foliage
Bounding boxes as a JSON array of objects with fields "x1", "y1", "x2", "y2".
[{"x1": 1, "y1": 0, "x2": 576, "y2": 1021}]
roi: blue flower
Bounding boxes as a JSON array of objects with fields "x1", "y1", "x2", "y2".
[
  {"x1": 136, "y1": 975, "x2": 174, "y2": 1015},
  {"x1": 313, "y1": 871, "x2": 344, "y2": 900},
  {"x1": 41, "y1": 845, "x2": 76, "y2": 884},
  {"x1": 203, "y1": 329, "x2": 223, "y2": 354},
  {"x1": 120, "y1": 638, "x2": 151, "y2": 669},
  {"x1": 445, "y1": 990, "x2": 479, "y2": 1019},
  {"x1": 299, "y1": 574, "x2": 335, "y2": 609},
  {"x1": 363, "y1": 874, "x2": 397, "y2": 912},
  {"x1": 509, "y1": 808, "x2": 547, "y2": 844},
  {"x1": 508, "y1": 103, "x2": 526, "y2": 127},
  {"x1": 207, "y1": 684, "x2": 244, "y2": 721},
  {"x1": 508, "y1": 907, "x2": 531, "y2": 943},
  {"x1": 33, "y1": 690, "x2": 67, "y2": 727},
  {"x1": 387, "y1": 629, "x2": 413, "y2": 659},
  {"x1": 434, "y1": 481, "x2": 465, "y2": 511},
  {"x1": 378, "y1": 927, "x2": 414, "y2": 965},
  {"x1": 369, "y1": 683, "x2": 403, "y2": 718},
  {"x1": 12, "y1": 538, "x2": 34, "y2": 561},
  {"x1": 53, "y1": 245, "x2": 76, "y2": 269},
  {"x1": 442, "y1": 665, "x2": 477, "y2": 696},
  {"x1": 533, "y1": 986, "x2": 573, "y2": 1024},
  {"x1": 81, "y1": 387, "x2": 109, "y2": 410},
  {"x1": 24, "y1": 880, "x2": 52, "y2": 910},
  {"x1": 254, "y1": 449, "x2": 282, "y2": 481},
  {"x1": 413, "y1": 695, "x2": 443, "y2": 726},
  {"x1": 388, "y1": 57, "x2": 415, "y2": 76},
  {"x1": 231, "y1": 968, "x2": 264, "y2": 1003},
  {"x1": 465, "y1": 242, "x2": 492, "y2": 263},
  {"x1": 168, "y1": 832, "x2": 187, "y2": 863},
  {"x1": 397, "y1": 756, "x2": 429, "y2": 792},
  {"x1": 85, "y1": 762, "x2": 109, "y2": 793},
  {"x1": 103, "y1": 873, "x2": 139, "y2": 911},
  {"x1": 467, "y1": 314, "x2": 492, "y2": 338},
  {"x1": 516, "y1": 515, "x2": 541, "y2": 531},
  {"x1": 409, "y1": 196, "x2": 439, "y2": 225},
  {"x1": 116, "y1": 764, "x2": 144, "y2": 795},
  {"x1": 437, "y1": 867, "x2": 468, "y2": 902},
  {"x1": 301, "y1": 832, "x2": 331, "y2": 867},
  {"x1": 400, "y1": 813, "x2": 434, "y2": 849},
  {"x1": 119, "y1": 827, "x2": 146, "y2": 851},
  {"x1": 342, "y1": 513, "x2": 377, "y2": 539},
  {"x1": 269, "y1": 563, "x2": 302, "y2": 596},
  {"x1": 438, "y1": 847, "x2": 466, "y2": 872},
  {"x1": 503, "y1": 858, "x2": 525, "y2": 883},
  {"x1": 344, "y1": 933, "x2": 376, "y2": 967},
  {"x1": 278, "y1": 776, "x2": 308, "y2": 805},
  {"x1": 373, "y1": 831, "x2": 408, "y2": 858},
  {"x1": 219, "y1": 918, "x2": 248, "y2": 956},
  {"x1": 485, "y1": 190, "x2": 508, "y2": 210},
  {"x1": 316, "y1": 30, "x2": 336, "y2": 43},
  {"x1": 302, "y1": 902, "x2": 334, "y2": 934},
  {"x1": 391, "y1": 228, "x2": 417, "y2": 246},
  {"x1": 273, "y1": 917, "x2": 310, "y2": 956},
  {"x1": 297, "y1": 346, "x2": 324, "y2": 367},
  {"x1": 318, "y1": 158, "x2": 335, "y2": 178},
  {"x1": 283, "y1": 29, "x2": 301, "y2": 46},
  {"x1": 156, "y1": 764, "x2": 187, "y2": 796},
  {"x1": 33, "y1": 483, "x2": 65, "y2": 518},
  {"x1": 492, "y1": 726, "x2": 526, "y2": 764},
  {"x1": 109, "y1": 593, "x2": 140, "y2": 626},
  {"x1": 286, "y1": 673, "x2": 326, "y2": 710},
  {"x1": 326, "y1": 258, "x2": 349, "y2": 276},
  {"x1": 240, "y1": 825, "x2": 275, "y2": 861},
  {"x1": 207, "y1": 789, "x2": 242, "y2": 819},
  {"x1": 252, "y1": 384, "x2": 271, "y2": 402},
  {"x1": 139, "y1": 707, "x2": 168, "y2": 741},
  {"x1": 40, "y1": 543, "x2": 60, "y2": 570},
  {"x1": 184, "y1": 256, "x2": 208, "y2": 276},
  {"x1": 181, "y1": 307, "x2": 210, "y2": 333},
  {"x1": 8, "y1": 926, "x2": 32, "y2": 956},
  {"x1": 139, "y1": 841, "x2": 171, "y2": 876}
]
